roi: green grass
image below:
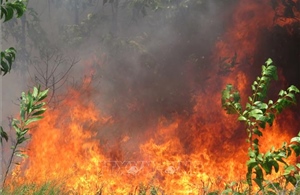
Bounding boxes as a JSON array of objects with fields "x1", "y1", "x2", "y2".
[
  {"x1": 2, "y1": 180, "x2": 300, "y2": 195},
  {"x1": 2, "y1": 182, "x2": 61, "y2": 195}
]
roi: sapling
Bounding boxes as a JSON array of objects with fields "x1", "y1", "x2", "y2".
[
  {"x1": 1, "y1": 86, "x2": 48, "y2": 188},
  {"x1": 222, "y1": 58, "x2": 300, "y2": 194}
]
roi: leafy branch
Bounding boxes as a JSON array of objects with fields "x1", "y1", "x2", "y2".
[
  {"x1": 1, "y1": 0, "x2": 26, "y2": 22},
  {"x1": 0, "y1": 0, "x2": 47, "y2": 190},
  {"x1": 222, "y1": 58, "x2": 300, "y2": 194},
  {"x1": 0, "y1": 0, "x2": 26, "y2": 75},
  {"x1": 0, "y1": 47, "x2": 16, "y2": 75},
  {"x1": 2, "y1": 86, "x2": 48, "y2": 187}
]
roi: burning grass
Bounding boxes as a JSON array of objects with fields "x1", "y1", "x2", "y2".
[
  {"x1": 2, "y1": 0, "x2": 300, "y2": 194},
  {"x1": 3, "y1": 179, "x2": 300, "y2": 194},
  {"x1": 2, "y1": 69, "x2": 298, "y2": 194}
]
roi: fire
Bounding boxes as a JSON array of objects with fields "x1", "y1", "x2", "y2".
[
  {"x1": 10, "y1": 83, "x2": 110, "y2": 193},
  {"x1": 214, "y1": 0, "x2": 274, "y2": 64},
  {"x1": 6, "y1": 0, "x2": 300, "y2": 194}
]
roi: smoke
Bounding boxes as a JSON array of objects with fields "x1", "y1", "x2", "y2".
[
  {"x1": 1, "y1": 0, "x2": 300, "y2": 181},
  {"x1": 93, "y1": 1, "x2": 230, "y2": 118}
]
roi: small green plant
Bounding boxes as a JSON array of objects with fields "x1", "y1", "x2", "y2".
[
  {"x1": 1, "y1": 86, "x2": 48, "y2": 187},
  {"x1": 0, "y1": 0, "x2": 49, "y2": 191},
  {"x1": 222, "y1": 58, "x2": 300, "y2": 194}
]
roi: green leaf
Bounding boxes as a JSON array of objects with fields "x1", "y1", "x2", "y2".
[
  {"x1": 17, "y1": 136, "x2": 29, "y2": 144},
  {"x1": 238, "y1": 115, "x2": 247, "y2": 121},
  {"x1": 15, "y1": 153, "x2": 28, "y2": 158},
  {"x1": 290, "y1": 137, "x2": 300, "y2": 144},
  {"x1": 37, "y1": 89, "x2": 49, "y2": 101},
  {"x1": 290, "y1": 143, "x2": 300, "y2": 156},
  {"x1": 1, "y1": 60, "x2": 9, "y2": 74},
  {"x1": 31, "y1": 108, "x2": 46, "y2": 116},
  {"x1": 248, "y1": 150, "x2": 256, "y2": 158},
  {"x1": 266, "y1": 113, "x2": 275, "y2": 126},
  {"x1": 286, "y1": 93, "x2": 296, "y2": 102},
  {"x1": 253, "y1": 128, "x2": 263, "y2": 136},
  {"x1": 262, "y1": 161, "x2": 272, "y2": 174},
  {"x1": 285, "y1": 175, "x2": 297, "y2": 186},
  {"x1": 4, "y1": 7, "x2": 14, "y2": 22},
  {"x1": 248, "y1": 97, "x2": 253, "y2": 102},
  {"x1": 254, "y1": 166, "x2": 264, "y2": 189},
  {"x1": 247, "y1": 158, "x2": 258, "y2": 169},
  {"x1": 279, "y1": 90, "x2": 286, "y2": 97},
  {"x1": 265, "y1": 58, "x2": 273, "y2": 66},
  {"x1": 271, "y1": 160, "x2": 279, "y2": 173},
  {"x1": 265, "y1": 151, "x2": 272, "y2": 158},
  {"x1": 233, "y1": 92, "x2": 240, "y2": 102},
  {"x1": 27, "y1": 91, "x2": 33, "y2": 113},
  {"x1": 267, "y1": 66, "x2": 277, "y2": 80},
  {"x1": 249, "y1": 109, "x2": 263, "y2": 119},
  {"x1": 32, "y1": 102, "x2": 45, "y2": 110},
  {"x1": 14, "y1": 2, "x2": 26, "y2": 17},
  {"x1": 222, "y1": 85, "x2": 232, "y2": 101},
  {"x1": 257, "y1": 153, "x2": 263, "y2": 162},
  {"x1": 258, "y1": 121, "x2": 266, "y2": 129},
  {"x1": 17, "y1": 129, "x2": 28, "y2": 137},
  {"x1": 277, "y1": 151, "x2": 287, "y2": 158},
  {"x1": 287, "y1": 85, "x2": 300, "y2": 93},
  {"x1": 4, "y1": 54, "x2": 13, "y2": 66},
  {"x1": 257, "y1": 115, "x2": 268, "y2": 122},
  {"x1": 249, "y1": 109, "x2": 263, "y2": 115},
  {"x1": 284, "y1": 165, "x2": 295, "y2": 175},
  {"x1": 1, "y1": 0, "x2": 26, "y2": 22},
  {"x1": 234, "y1": 102, "x2": 241, "y2": 111},
  {"x1": 0, "y1": 126, "x2": 8, "y2": 143},
  {"x1": 259, "y1": 103, "x2": 268, "y2": 111},
  {"x1": 25, "y1": 116, "x2": 43, "y2": 126},
  {"x1": 32, "y1": 87, "x2": 38, "y2": 98},
  {"x1": 0, "y1": 47, "x2": 16, "y2": 75}
]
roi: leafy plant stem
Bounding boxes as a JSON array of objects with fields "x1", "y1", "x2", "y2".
[
  {"x1": 222, "y1": 58, "x2": 300, "y2": 194},
  {"x1": 2, "y1": 142, "x2": 17, "y2": 187}
]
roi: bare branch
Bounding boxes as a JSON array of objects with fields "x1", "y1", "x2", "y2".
[{"x1": 29, "y1": 49, "x2": 79, "y2": 106}]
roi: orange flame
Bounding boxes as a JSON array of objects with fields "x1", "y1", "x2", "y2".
[{"x1": 7, "y1": 0, "x2": 300, "y2": 194}]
